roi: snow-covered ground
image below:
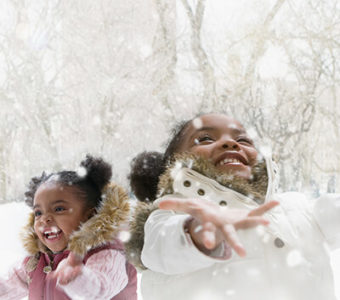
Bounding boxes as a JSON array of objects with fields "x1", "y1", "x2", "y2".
[{"x1": 0, "y1": 202, "x2": 339, "y2": 299}]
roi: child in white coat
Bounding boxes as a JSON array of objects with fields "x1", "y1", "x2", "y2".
[{"x1": 127, "y1": 113, "x2": 340, "y2": 300}]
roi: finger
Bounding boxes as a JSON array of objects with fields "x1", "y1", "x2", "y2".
[
  {"x1": 56, "y1": 269, "x2": 71, "y2": 285},
  {"x1": 59, "y1": 275, "x2": 72, "y2": 285},
  {"x1": 58, "y1": 276, "x2": 68, "y2": 286},
  {"x1": 54, "y1": 259, "x2": 82, "y2": 285},
  {"x1": 54, "y1": 270, "x2": 67, "y2": 285},
  {"x1": 221, "y1": 224, "x2": 246, "y2": 257},
  {"x1": 202, "y1": 222, "x2": 217, "y2": 249},
  {"x1": 234, "y1": 216, "x2": 269, "y2": 230},
  {"x1": 57, "y1": 267, "x2": 81, "y2": 285},
  {"x1": 158, "y1": 199, "x2": 188, "y2": 212},
  {"x1": 248, "y1": 200, "x2": 279, "y2": 217},
  {"x1": 159, "y1": 198, "x2": 198, "y2": 213}
]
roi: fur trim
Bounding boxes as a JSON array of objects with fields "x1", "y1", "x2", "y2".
[
  {"x1": 68, "y1": 183, "x2": 130, "y2": 257},
  {"x1": 21, "y1": 213, "x2": 50, "y2": 255},
  {"x1": 158, "y1": 153, "x2": 268, "y2": 203},
  {"x1": 25, "y1": 254, "x2": 41, "y2": 277},
  {"x1": 20, "y1": 182, "x2": 130, "y2": 270},
  {"x1": 126, "y1": 154, "x2": 269, "y2": 269},
  {"x1": 125, "y1": 202, "x2": 158, "y2": 269}
]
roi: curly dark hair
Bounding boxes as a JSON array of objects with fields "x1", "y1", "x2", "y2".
[
  {"x1": 25, "y1": 154, "x2": 112, "y2": 209},
  {"x1": 129, "y1": 119, "x2": 193, "y2": 202}
]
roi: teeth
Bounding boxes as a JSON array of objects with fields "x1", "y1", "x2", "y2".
[
  {"x1": 51, "y1": 226, "x2": 59, "y2": 233},
  {"x1": 44, "y1": 229, "x2": 61, "y2": 239},
  {"x1": 44, "y1": 228, "x2": 60, "y2": 235},
  {"x1": 47, "y1": 234, "x2": 58, "y2": 239},
  {"x1": 219, "y1": 158, "x2": 241, "y2": 165}
]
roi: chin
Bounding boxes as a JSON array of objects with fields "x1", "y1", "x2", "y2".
[
  {"x1": 217, "y1": 165, "x2": 251, "y2": 180},
  {"x1": 44, "y1": 242, "x2": 67, "y2": 253}
]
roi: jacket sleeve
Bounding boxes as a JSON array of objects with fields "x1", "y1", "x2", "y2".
[
  {"x1": 141, "y1": 200, "x2": 231, "y2": 275},
  {"x1": 60, "y1": 249, "x2": 128, "y2": 300},
  {"x1": 312, "y1": 193, "x2": 340, "y2": 250},
  {"x1": 0, "y1": 260, "x2": 28, "y2": 300}
]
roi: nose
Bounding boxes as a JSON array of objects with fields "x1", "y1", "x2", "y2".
[
  {"x1": 220, "y1": 137, "x2": 240, "y2": 150},
  {"x1": 40, "y1": 213, "x2": 53, "y2": 224}
]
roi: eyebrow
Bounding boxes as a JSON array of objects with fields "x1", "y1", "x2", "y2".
[
  {"x1": 33, "y1": 200, "x2": 68, "y2": 210},
  {"x1": 190, "y1": 126, "x2": 247, "y2": 140},
  {"x1": 189, "y1": 127, "x2": 214, "y2": 141},
  {"x1": 230, "y1": 127, "x2": 247, "y2": 135}
]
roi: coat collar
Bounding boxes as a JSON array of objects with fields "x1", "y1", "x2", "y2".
[
  {"x1": 157, "y1": 153, "x2": 269, "y2": 204},
  {"x1": 21, "y1": 183, "x2": 130, "y2": 258}
]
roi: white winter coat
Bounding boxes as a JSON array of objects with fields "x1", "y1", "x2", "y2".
[{"x1": 140, "y1": 158, "x2": 340, "y2": 300}]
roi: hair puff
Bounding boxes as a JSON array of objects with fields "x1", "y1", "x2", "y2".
[
  {"x1": 129, "y1": 151, "x2": 164, "y2": 202},
  {"x1": 80, "y1": 155, "x2": 112, "y2": 192}
]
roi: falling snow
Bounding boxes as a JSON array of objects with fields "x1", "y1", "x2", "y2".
[
  {"x1": 192, "y1": 117, "x2": 203, "y2": 129},
  {"x1": 76, "y1": 166, "x2": 87, "y2": 178},
  {"x1": 0, "y1": 0, "x2": 339, "y2": 299},
  {"x1": 117, "y1": 230, "x2": 131, "y2": 243},
  {"x1": 194, "y1": 225, "x2": 203, "y2": 233},
  {"x1": 286, "y1": 250, "x2": 305, "y2": 267}
]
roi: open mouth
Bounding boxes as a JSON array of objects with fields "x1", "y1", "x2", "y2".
[
  {"x1": 218, "y1": 158, "x2": 243, "y2": 166},
  {"x1": 215, "y1": 151, "x2": 248, "y2": 167},
  {"x1": 43, "y1": 229, "x2": 62, "y2": 240}
]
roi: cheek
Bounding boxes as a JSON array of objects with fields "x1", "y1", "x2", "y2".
[
  {"x1": 33, "y1": 222, "x2": 43, "y2": 236},
  {"x1": 191, "y1": 146, "x2": 212, "y2": 160},
  {"x1": 246, "y1": 148, "x2": 259, "y2": 165},
  {"x1": 63, "y1": 217, "x2": 84, "y2": 234}
]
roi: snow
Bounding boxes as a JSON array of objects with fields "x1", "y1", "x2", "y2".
[
  {"x1": 117, "y1": 230, "x2": 131, "y2": 243},
  {"x1": 0, "y1": 1, "x2": 339, "y2": 298},
  {"x1": 1, "y1": 202, "x2": 340, "y2": 299},
  {"x1": 286, "y1": 249, "x2": 304, "y2": 267},
  {"x1": 192, "y1": 117, "x2": 203, "y2": 129},
  {"x1": 0, "y1": 202, "x2": 30, "y2": 276}
]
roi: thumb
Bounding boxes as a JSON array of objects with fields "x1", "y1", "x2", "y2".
[
  {"x1": 158, "y1": 198, "x2": 181, "y2": 210},
  {"x1": 68, "y1": 252, "x2": 83, "y2": 266},
  {"x1": 202, "y1": 222, "x2": 217, "y2": 250}
]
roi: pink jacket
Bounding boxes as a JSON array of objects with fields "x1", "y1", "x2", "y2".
[
  {"x1": 0, "y1": 242, "x2": 137, "y2": 300},
  {"x1": 0, "y1": 183, "x2": 137, "y2": 300},
  {"x1": 1, "y1": 243, "x2": 137, "y2": 300},
  {"x1": 27, "y1": 242, "x2": 137, "y2": 300}
]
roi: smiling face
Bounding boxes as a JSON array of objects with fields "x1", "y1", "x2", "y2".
[
  {"x1": 177, "y1": 114, "x2": 258, "y2": 179},
  {"x1": 33, "y1": 182, "x2": 92, "y2": 253}
]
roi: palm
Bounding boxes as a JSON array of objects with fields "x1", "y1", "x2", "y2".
[
  {"x1": 159, "y1": 198, "x2": 279, "y2": 257},
  {"x1": 53, "y1": 252, "x2": 83, "y2": 285}
]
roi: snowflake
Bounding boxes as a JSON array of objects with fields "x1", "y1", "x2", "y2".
[{"x1": 76, "y1": 166, "x2": 87, "y2": 178}]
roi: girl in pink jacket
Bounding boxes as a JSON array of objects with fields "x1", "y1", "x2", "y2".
[{"x1": 0, "y1": 155, "x2": 137, "y2": 300}]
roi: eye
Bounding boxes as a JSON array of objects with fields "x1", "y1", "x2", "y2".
[
  {"x1": 34, "y1": 210, "x2": 42, "y2": 217},
  {"x1": 55, "y1": 206, "x2": 66, "y2": 213},
  {"x1": 195, "y1": 135, "x2": 214, "y2": 144},
  {"x1": 237, "y1": 137, "x2": 253, "y2": 145}
]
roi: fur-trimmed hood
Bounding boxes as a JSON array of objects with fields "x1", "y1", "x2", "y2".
[
  {"x1": 126, "y1": 153, "x2": 278, "y2": 269},
  {"x1": 157, "y1": 152, "x2": 269, "y2": 203},
  {"x1": 21, "y1": 182, "x2": 130, "y2": 260}
]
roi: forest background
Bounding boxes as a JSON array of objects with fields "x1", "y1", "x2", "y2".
[{"x1": 0, "y1": 0, "x2": 339, "y2": 298}]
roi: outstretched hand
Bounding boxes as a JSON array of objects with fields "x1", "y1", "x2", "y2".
[
  {"x1": 159, "y1": 198, "x2": 279, "y2": 257},
  {"x1": 52, "y1": 252, "x2": 83, "y2": 285}
]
